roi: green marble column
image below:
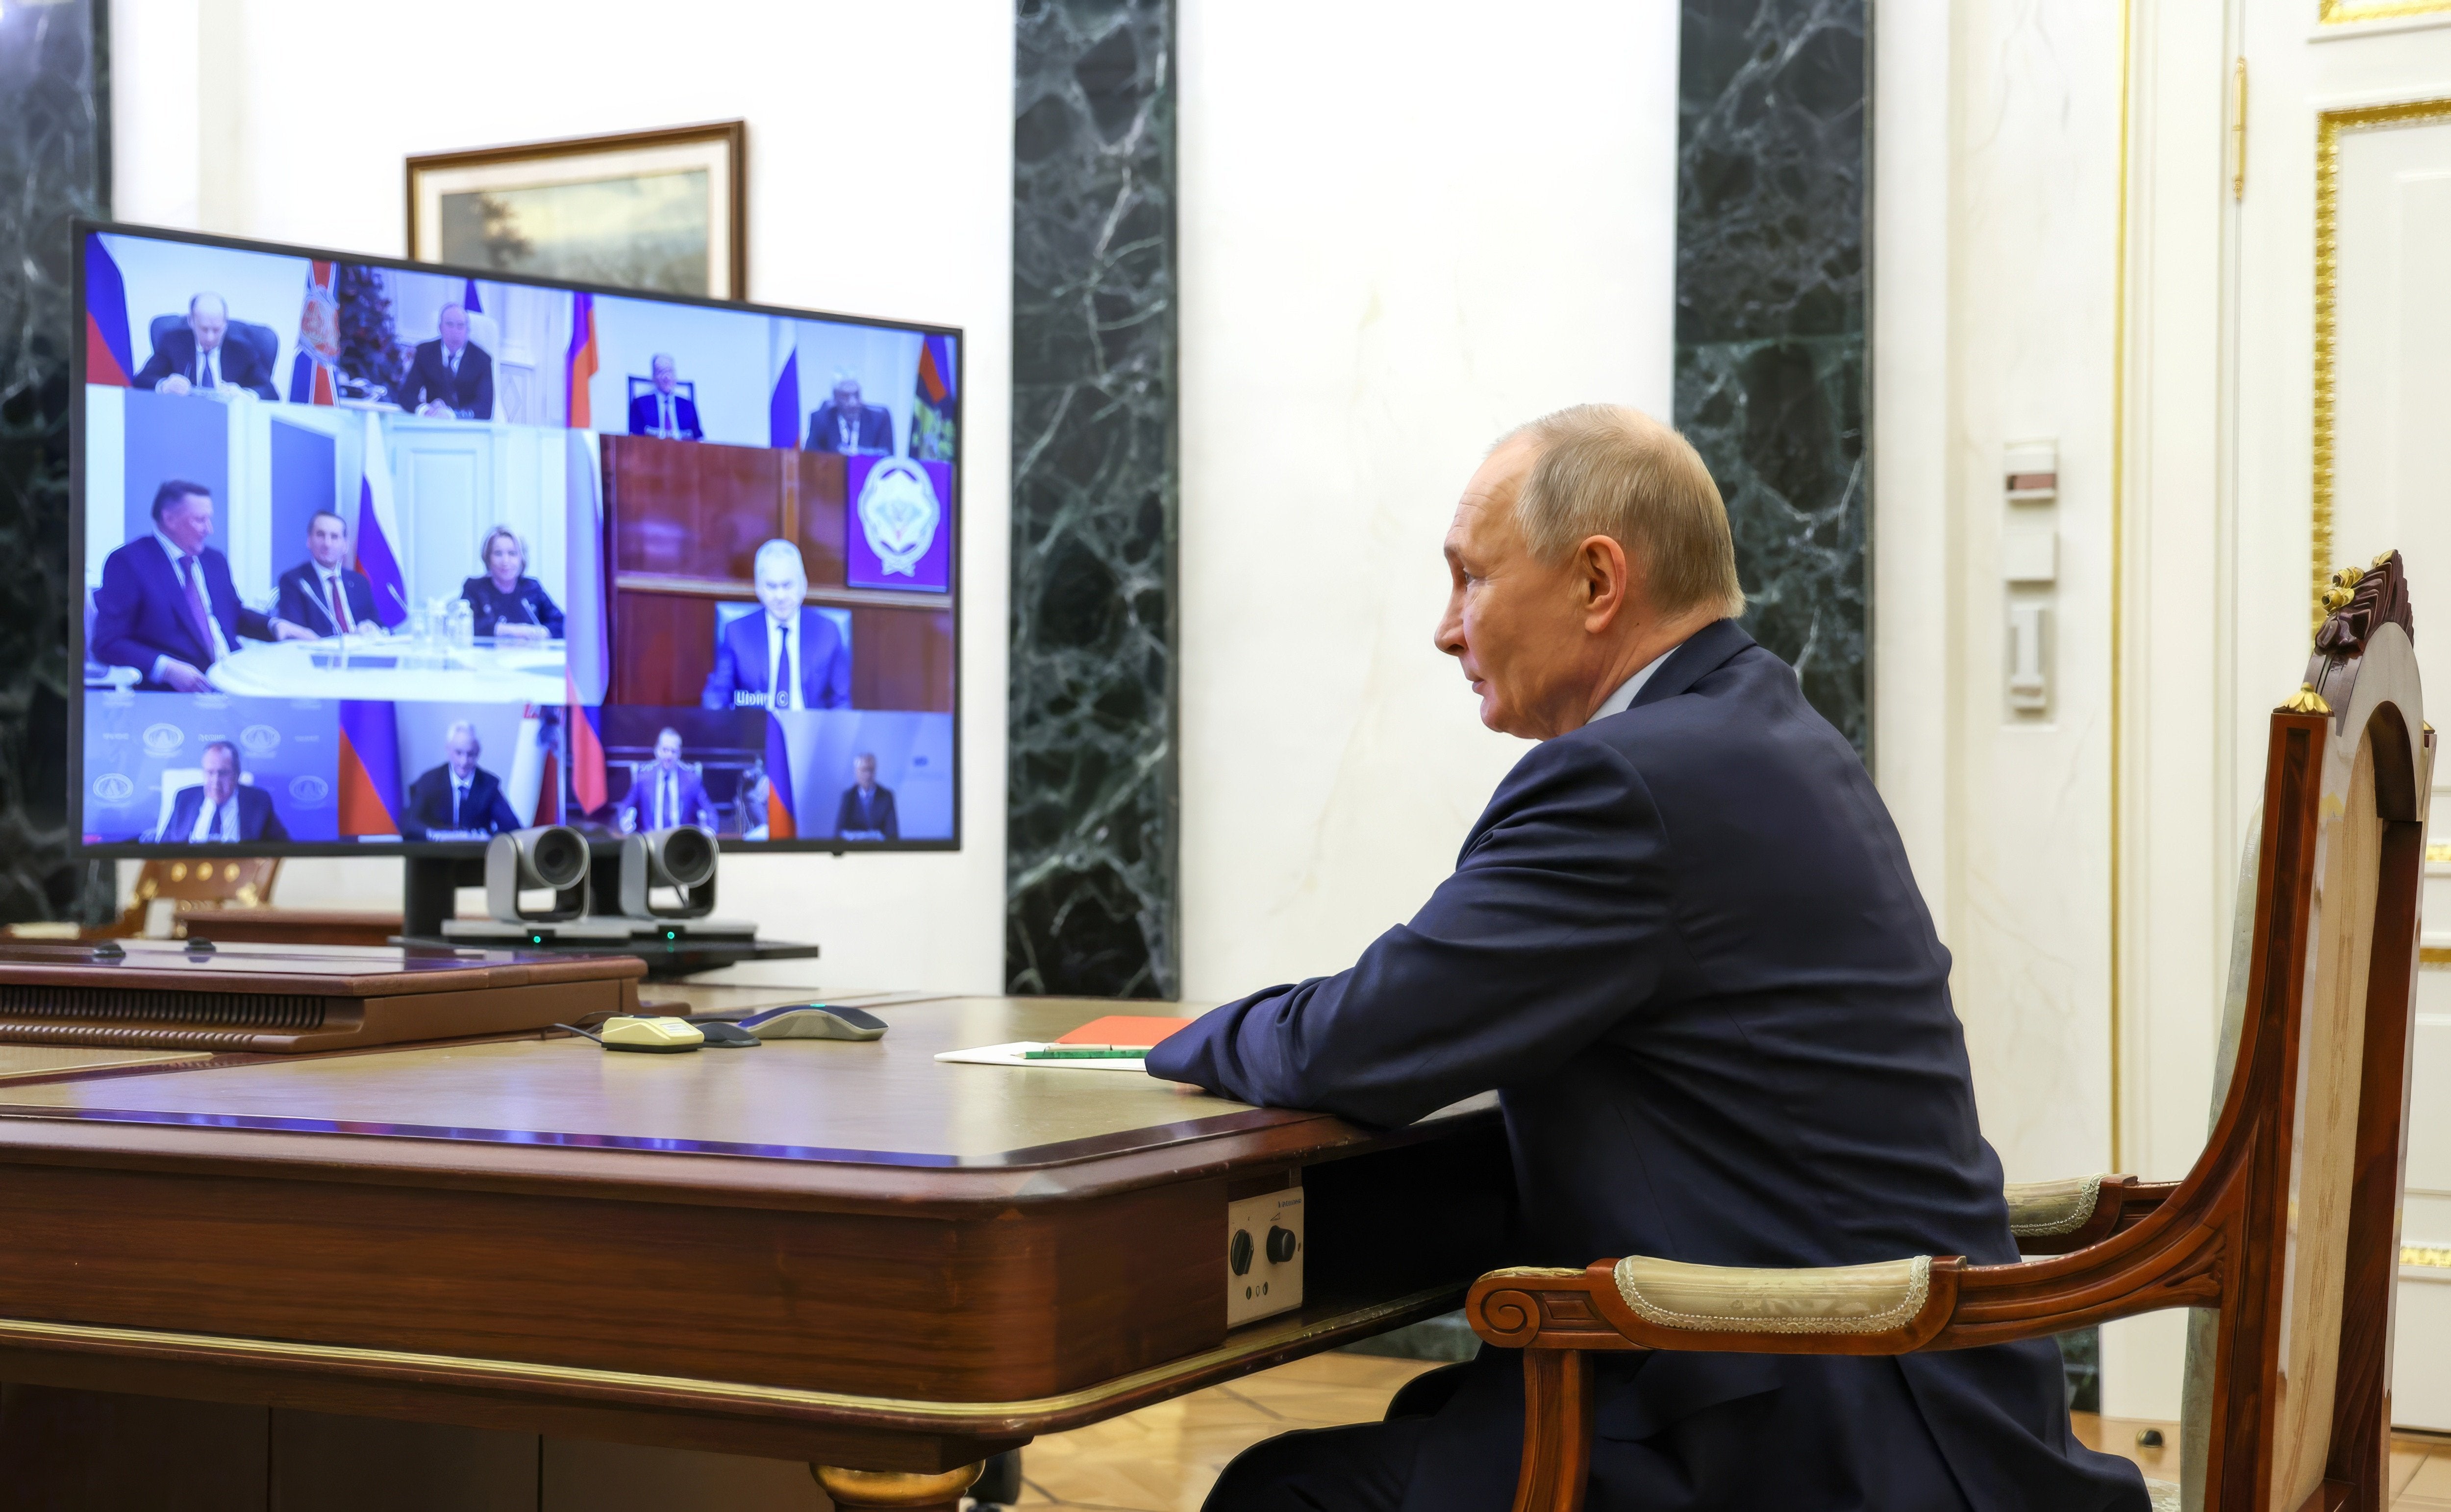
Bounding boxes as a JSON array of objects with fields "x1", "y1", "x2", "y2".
[
  {"x1": 0, "y1": 0, "x2": 113, "y2": 923},
  {"x1": 1676, "y1": 0, "x2": 1869, "y2": 754},
  {"x1": 1006, "y1": 0, "x2": 1178, "y2": 997}
]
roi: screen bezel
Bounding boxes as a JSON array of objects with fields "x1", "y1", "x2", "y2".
[{"x1": 71, "y1": 218, "x2": 964, "y2": 860}]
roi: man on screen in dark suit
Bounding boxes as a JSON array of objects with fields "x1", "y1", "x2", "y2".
[
  {"x1": 626, "y1": 354, "x2": 704, "y2": 441},
  {"x1": 274, "y1": 511, "x2": 380, "y2": 636},
  {"x1": 804, "y1": 377, "x2": 892, "y2": 454},
  {"x1": 401, "y1": 722, "x2": 523, "y2": 840},
  {"x1": 833, "y1": 753, "x2": 898, "y2": 841},
  {"x1": 91, "y1": 480, "x2": 300, "y2": 693},
  {"x1": 700, "y1": 540, "x2": 853, "y2": 710},
  {"x1": 151, "y1": 741, "x2": 289, "y2": 844},
  {"x1": 616, "y1": 728, "x2": 719, "y2": 833},
  {"x1": 393, "y1": 303, "x2": 494, "y2": 420},
  {"x1": 1148, "y1": 407, "x2": 2148, "y2": 1512},
  {"x1": 130, "y1": 294, "x2": 279, "y2": 399}
]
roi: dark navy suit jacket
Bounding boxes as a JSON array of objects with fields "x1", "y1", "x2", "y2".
[
  {"x1": 1148, "y1": 621, "x2": 2147, "y2": 1512},
  {"x1": 628, "y1": 391, "x2": 704, "y2": 440},
  {"x1": 833, "y1": 783, "x2": 898, "y2": 840},
  {"x1": 275, "y1": 561, "x2": 379, "y2": 635},
  {"x1": 805, "y1": 402, "x2": 892, "y2": 453},
  {"x1": 700, "y1": 609, "x2": 851, "y2": 709},
  {"x1": 617, "y1": 765, "x2": 717, "y2": 832},
  {"x1": 401, "y1": 764, "x2": 522, "y2": 840},
  {"x1": 91, "y1": 538, "x2": 275, "y2": 689},
  {"x1": 152, "y1": 784, "x2": 287, "y2": 843},
  {"x1": 395, "y1": 341, "x2": 494, "y2": 419},
  {"x1": 131, "y1": 328, "x2": 279, "y2": 399}
]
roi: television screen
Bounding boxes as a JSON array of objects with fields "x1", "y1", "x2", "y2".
[{"x1": 73, "y1": 223, "x2": 960, "y2": 854}]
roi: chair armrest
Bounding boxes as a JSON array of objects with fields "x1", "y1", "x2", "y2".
[
  {"x1": 2007, "y1": 1173, "x2": 2176, "y2": 1255},
  {"x1": 1468, "y1": 1253, "x2": 1962, "y2": 1356}
]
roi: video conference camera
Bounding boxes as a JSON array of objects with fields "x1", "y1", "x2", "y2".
[
  {"x1": 484, "y1": 825, "x2": 591, "y2": 924},
  {"x1": 617, "y1": 825, "x2": 719, "y2": 921}
]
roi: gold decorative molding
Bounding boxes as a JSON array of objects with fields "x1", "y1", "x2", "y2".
[
  {"x1": 2422, "y1": 946, "x2": 2451, "y2": 968},
  {"x1": 2428, "y1": 844, "x2": 2451, "y2": 864},
  {"x1": 2314, "y1": 97, "x2": 2451, "y2": 629},
  {"x1": 2406, "y1": 1245, "x2": 2451, "y2": 1268},
  {"x1": 2109, "y1": 0, "x2": 2135, "y2": 1174},
  {"x1": 2321, "y1": 0, "x2": 2451, "y2": 24}
]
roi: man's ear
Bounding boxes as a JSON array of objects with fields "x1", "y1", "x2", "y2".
[{"x1": 1580, "y1": 535, "x2": 1633, "y2": 627}]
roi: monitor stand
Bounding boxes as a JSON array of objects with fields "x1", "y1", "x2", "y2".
[{"x1": 400, "y1": 854, "x2": 821, "y2": 978}]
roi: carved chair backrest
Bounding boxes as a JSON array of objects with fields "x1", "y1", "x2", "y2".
[
  {"x1": 2173, "y1": 556, "x2": 2427, "y2": 1512},
  {"x1": 112, "y1": 857, "x2": 282, "y2": 938}
]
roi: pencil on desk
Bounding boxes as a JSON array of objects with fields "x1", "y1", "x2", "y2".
[{"x1": 1022, "y1": 1045, "x2": 1149, "y2": 1059}]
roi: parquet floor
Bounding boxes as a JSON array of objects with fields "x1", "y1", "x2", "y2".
[{"x1": 1011, "y1": 1354, "x2": 2450, "y2": 1512}]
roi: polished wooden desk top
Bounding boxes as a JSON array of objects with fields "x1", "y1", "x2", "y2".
[{"x1": 0, "y1": 991, "x2": 1513, "y2": 1474}]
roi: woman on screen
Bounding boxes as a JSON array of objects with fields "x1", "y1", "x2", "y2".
[{"x1": 462, "y1": 526, "x2": 565, "y2": 641}]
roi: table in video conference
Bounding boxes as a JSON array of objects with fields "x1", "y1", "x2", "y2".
[{"x1": 0, "y1": 982, "x2": 1513, "y2": 1508}]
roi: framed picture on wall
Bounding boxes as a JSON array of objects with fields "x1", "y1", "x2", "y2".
[{"x1": 407, "y1": 121, "x2": 747, "y2": 299}]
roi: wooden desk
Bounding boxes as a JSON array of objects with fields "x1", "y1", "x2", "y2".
[{"x1": 0, "y1": 993, "x2": 1512, "y2": 1508}]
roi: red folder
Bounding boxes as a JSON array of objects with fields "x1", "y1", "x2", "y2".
[{"x1": 1055, "y1": 1015, "x2": 1194, "y2": 1048}]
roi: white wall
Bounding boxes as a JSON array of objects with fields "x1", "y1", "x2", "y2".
[
  {"x1": 1174, "y1": 0, "x2": 1680, "y2": 1000},
  {"x1": 111, "y1": 0, "x2": 1014, "y2": 996}
]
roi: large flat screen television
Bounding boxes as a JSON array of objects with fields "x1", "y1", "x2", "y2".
[{"x1": 72, "y1": 222, "x2": 961, "y2": 858}]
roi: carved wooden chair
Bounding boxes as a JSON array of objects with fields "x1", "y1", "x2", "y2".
[{"x1": 1468, "y1": 554, "x2": 2429, "y2": 1512}]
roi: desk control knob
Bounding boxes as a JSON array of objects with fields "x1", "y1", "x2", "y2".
[
  {"x1": 1266, "y1": 1226, "x2": 1298, "y2": 1264},
  {"x1": 1230, "y1": 1229, "x2": 1254, "y2": 1276}
]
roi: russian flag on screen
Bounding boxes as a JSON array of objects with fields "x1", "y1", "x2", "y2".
[
  {"x1": 337, "y1": 701, "x2": 402, "y2": 837},
  {"x1": 82, "y1": 235, "x2": 133, "y2": 387},
  {"x1": 763, "y1": 714, "x2": 795, "y2": 840},
  {"x1": 353, "y1": 412, "x2": 409, "y2": 625},
  {"x1": 769, "y1": 318, "x2": 800, "y2": 449},
  {"x1": 567, "y1": 293, "x2": 599, "y2": 427},
  {"x1": 567, "y1": 694, "x2": 608, "y2": 817}
]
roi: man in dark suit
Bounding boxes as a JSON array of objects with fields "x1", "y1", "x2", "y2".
[
  {"x1": 804, "y1": 377, "x2": 892, "y2": 454},
  {"x1": 130, "y1": 294, "x2": 279, "y2": 399},
  {"x1": 616, "y1": 727, "x2": 719, "y2": 833},
  {"x1": 1149, "y1": 407, "x2": 2148, "y2": 1512},
  {"x1": 274, "y1": 511, "x2": 379, "y2": 636},
  {"x1": 700, "y1": 540, "x2": 852, "y2": 710},
  {"x1": 833, "y1": 753, "x2": 898, "y2": 840},
  {"x1": 393, "y1": 303, "x2": 494, "y2": 420},
  {"x1": 91, "y1": 480, "x2": 298, "y2": 692},
  {"x1": 151, "y1": 740, "x2": 289, "y2": 844},
  {"x1": 626, "y1": 354, "x2": 704, "y2": 440},
  {"x1": 401, "y1": 722, "x2": 523, "y2": 840}
]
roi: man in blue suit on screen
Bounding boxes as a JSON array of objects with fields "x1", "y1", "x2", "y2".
[
  {"x1": 92, "y1": 480, "x2": 301, "y2": 692},
  {"x1": 1147, "y1": 406, "x2": 2147, "y2": 1512},
  {"x1": 152, "y1": 740, "x2": 288, "y2": 844},
  {"x1": 616, "y1": 727, "x2": 719, "y2": 833},
  {"x1": 130, "y1": 293, "x2": 279, "y2": 400},
  {"x1": 626, "y1": 354, "x2": 704, "y2": 441},
  {"x1": 804, "y1": 376, "x2": 893, "y2": 454},
  {"x1": 700, "y1": 540, "x2": 852, "y2": 711},
  {"x1": 274, "y1": 511, "x2": 379, "y2": 636}
]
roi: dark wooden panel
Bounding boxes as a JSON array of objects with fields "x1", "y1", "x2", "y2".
[
  {"x1": 797, "y1": 452, "x2": 848, "y2": 590},
  {"x1": 0, "y1": 1164, "x2": 1222, "y2": 1402},
  {"x1": 850, "y1": 608, "x2": 955, "y2": 714},
  {"x1": 610, "y1": 591, "x2": 722, "y2": 708},
  {"x1": 607, "y1": 436, "x2": 787, "y2": 582},
  {"x1": 273, "y1": 1408, "x2": 538, "y2": 1512},
  {"x1": 543, "y1": 1438, "x2": 826, "y2": 1512},
  {"x1": 0, "y1": 1384, "x2": 268, "y2": 1511}
]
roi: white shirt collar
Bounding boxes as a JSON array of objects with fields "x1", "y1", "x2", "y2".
[
  {"x1": 156, "y1": 531, "x2": 198, "y2": 566},
  {"x1": 1587, "y1": 644, "x2": 1681, "y2": 726}
]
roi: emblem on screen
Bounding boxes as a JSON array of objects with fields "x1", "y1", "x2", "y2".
[
  {"x1": 141, "y1": 723, "x2": 184, "y2": 757},
  {"x1": 856, "y1": 458, "x2": 942, "y2": 578},
  {"x1": 289, "y1": 776, "x2": 330, "y2": 806},
  {"x1": 241, "y1": 724, "x2": 280, "y2": 757},
  {"x1": 91, "y1": 773, "x2": 135, "y2": 805}
]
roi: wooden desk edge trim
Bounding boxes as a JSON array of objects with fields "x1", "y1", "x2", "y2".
[
  {"x1": 0, "y1": 1102, "x2": 1504, "y2": 1214},
  {"x1": 0, "y1": 1284, "x2": 1464, "y2": 1438}
]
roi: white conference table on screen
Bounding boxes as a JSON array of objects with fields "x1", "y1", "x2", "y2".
[{"x1": 205, "y1": 635, "x2": 566, "y2": 703}]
